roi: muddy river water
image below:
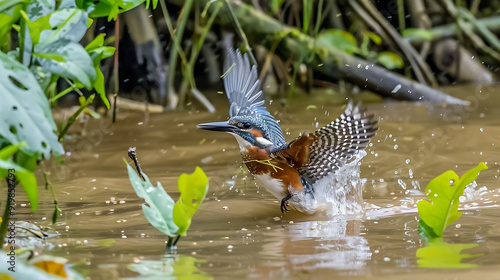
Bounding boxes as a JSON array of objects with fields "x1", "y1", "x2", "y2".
[{"x1": 17, "y1": 85, "x2": 500, "y2": 279}]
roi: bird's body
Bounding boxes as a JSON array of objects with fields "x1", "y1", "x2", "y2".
[{"x1": 198, "y1": 49, "x2": 377, "y2": 213}]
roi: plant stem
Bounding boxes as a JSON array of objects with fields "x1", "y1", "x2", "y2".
[
  {"x1": 172, "y1": 234, "x2": 181, "y2": 246},
  {"x1": 58, "y1": 95, "x2": 95, "y2": 142},
  {"x1": 112, "y1": 15, "x2": 120, "y2": 123},
  {"x1": 397, "y1": 0, "x2": 406, "y2": 33}
]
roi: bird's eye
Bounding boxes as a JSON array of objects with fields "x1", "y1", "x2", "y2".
[{"x1": 237, "y1": 122, "x2": 251, "y2": 129}]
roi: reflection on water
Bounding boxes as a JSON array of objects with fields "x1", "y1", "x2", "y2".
[
  {"x1": 11, "y1": 85, "x2": 500, "y2": 279},
  {"x1": 286, "y1": 219, "x2": 371, "y2": 271}
]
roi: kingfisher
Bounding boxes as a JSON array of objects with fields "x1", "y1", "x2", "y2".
[{"x1": 197, "y1": 49, "x2": 378, "y2": 214}]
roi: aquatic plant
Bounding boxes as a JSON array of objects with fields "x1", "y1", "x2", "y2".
[
  {"x1": 126, "y1": 149, "x2": 209, "y2": 248},
  {"x1": 416, "y1": 162, "x2": 487, "y2": 268},
  {"x1": 417, "y1": 162, "x2": 487, "y2": 238}
]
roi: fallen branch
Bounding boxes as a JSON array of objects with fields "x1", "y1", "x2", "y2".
[{"x1": 214, "y1": 1, "x2": 468, "y2": 104}]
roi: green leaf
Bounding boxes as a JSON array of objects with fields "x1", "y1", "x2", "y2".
[
  {"x1": 78, "y1": 0, "x2": 145, "y2": 21},
  {"x1": 416, "y1": 237, "x2": 482, "y2": 268},
  {"x1": 34, "y1": 40, "x2": 96, "y2": 87},
  {"x1": 145, "y1": 0, "x2": 157, "y2": 9},
  {"x1": 0, "y1": 142, "x2": 25, "y2": 160},
  {"x1": 0, "y1": 143, "x2": 38, "y2": 212},
  {"x1": 417, "y1": 163, "x2": 488, "y2": 237},
  {"x1": 173, "y1": 167, "x2": 209, "y2": 236},
  {"x1": 317, "y1": 29, "x2": 359, "y2": 55},
  {"x1": 417, "y1": 219, "x2": 438, "y2": 244},
  {"x1": 126, "y1": 162, "x2": 179, "y2": 237},
  {"x1": 364, "y1": 31, "x2": 382, "y2": 45},
  {"x1": 402, "y1": 28, "x2": 433, "y2": 41},
  {"x1": 270, "y1": 0, "x2": 286, "y2": 14},
  {"x1": 0, "y1": 1, "x2": 23, "y2": 47},
  {"x1": 0, "y1": 52, "x2": 64, "y2": 159},
  {"x1": 26, "y1": 0, "x2": 55, "y2": 21},
  {"x1": 377, "y1": 51, "x2": 404, "y2": 70},
  {"x1": 85, "y1": 34, "x2": 115, "y2": 108}
]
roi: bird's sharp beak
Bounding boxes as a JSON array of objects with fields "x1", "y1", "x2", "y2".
[{"x1": 197, "y1": 121, "x2": 236, "y2": 133}]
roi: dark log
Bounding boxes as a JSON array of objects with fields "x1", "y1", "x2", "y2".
[{"x1": 172, "y1": 0, "x2": 469, "y2": 104}]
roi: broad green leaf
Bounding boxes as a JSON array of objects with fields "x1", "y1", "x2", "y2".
[
  {"x1": 417, "y1": 163, "x2": 487, "y2": 237},
  {"x1": 24, "y1": 8, "x2": 88, "y2": 46},
  {"x1": 26, "y1": 0, "x2": 55, "y2": 20},
  {"x1": 35, "y1": 40, "x2": 96, "y2": 87},
  {"x1": 0, "y1": 143, "x2": 38, "y2": 211},
  {"x1": 317, "y1": 29, "x2": 359, "y2": 55},
  {"x1": 21, "y1": 0, "x2": 55, "y2": 64},
  {"x1": 38, "y1": 8, "x2": 88, "y2": 45},
  {"x1": 78, "y1": 0, "x2": 145, "y2": 21},
  {"x1": 377, "y1": 51, "x2": 404, "y2": 70},
  {"x1": 416, "y1": 237, "x2": 482, "y2": 268},
  {"x1": 0, "y1": 52, "x2": 64, "y2": 159},
  {"x1": 173, "y1": 167, "x2": 209, "y2": 236},
  {"x1": 126, "y1": 163, "x2": 178, "y2": 237},
  {"x1": 402, "y1": 28, "x2": 433, "y2": 41}
]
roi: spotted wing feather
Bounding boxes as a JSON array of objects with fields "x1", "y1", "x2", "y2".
[{"x1": 298, "y1": 102, "x2": 378, "y2": 183}]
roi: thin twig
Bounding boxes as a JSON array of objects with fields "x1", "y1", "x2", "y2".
[{"x1": 128, "y1": 147, "x2": 145, "y2": 181}]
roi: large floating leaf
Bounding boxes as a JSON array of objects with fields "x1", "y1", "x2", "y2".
[
  {"x1": 0, "y1": 143, "x2": 38, "y2": 211},
  {"x1": 173, "y1": 167, "x2": 209, "y2": 236},
  {"x1": 0, "y1": 52, "x2": 64, "y2": 159},
  {"x1": 417, "y1": 163, "x2": 487, "y2": 237},
  {"x1": 126, "y1": 163, "x2": 179, "y2": 237},
  {"x1": 416, "y1": 237, "x2": 482, "y2": 268}
]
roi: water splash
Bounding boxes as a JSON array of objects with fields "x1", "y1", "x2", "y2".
[{"x1": 289, "y1": 150, "x2": 367, "y2": 215}]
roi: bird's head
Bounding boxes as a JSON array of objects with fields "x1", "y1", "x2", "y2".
[
  {"x1": 197, "y1": 49, "x2": 286, "y2": 152},
  {"x1": 197, "y1": 114, "x2": 275, "y2": 151}
]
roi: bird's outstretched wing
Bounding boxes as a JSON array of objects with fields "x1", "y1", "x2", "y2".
[
  {"x1": 273, "y1": 102, "x2": 377, "y2": 184},
  {"x1": 223, "y1": 49, "x2": 286, "y2": 147},
  {"x1": 299, "y1": 102, "x2": 378, "y2": 182}
]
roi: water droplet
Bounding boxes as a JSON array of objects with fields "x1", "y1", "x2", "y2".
[
  {"x1": 449, "y1": 179, "x2": 455, "y2": 186},
  {"x1": 384, "y1": 257, "x2": 391, "y2": 261}
]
